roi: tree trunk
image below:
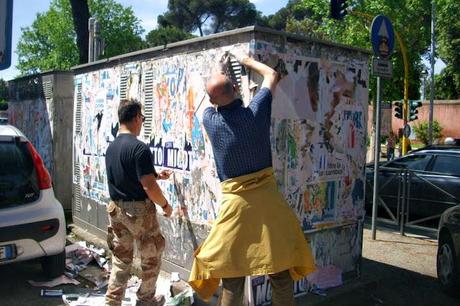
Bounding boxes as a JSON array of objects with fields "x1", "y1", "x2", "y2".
[{"x1": 70, "y1": 0, "x2": 90, "y2": 64}]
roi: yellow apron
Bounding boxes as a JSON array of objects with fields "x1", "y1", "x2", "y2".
[{"x1": 188, "y1": 167, "x2": 316, "y2": 300}]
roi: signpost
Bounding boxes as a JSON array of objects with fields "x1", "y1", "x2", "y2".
[
  {"x1": 0, "y1": 0, "x2": 13, "y2": 70},
  {"x1": 403, "y1": 124, "x2": 411, "y2": 138},
  {"x1": 372, "y1": 58, "x2": 393, "y2": 79},
  {"x1": 370, "y1": 15, "x2": 395, "y2": 240},
  {"x1": 371, "y1": 15, "x2": 395, "y2": 59}
]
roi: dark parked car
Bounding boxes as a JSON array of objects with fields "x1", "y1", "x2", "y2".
[
  {"x1": 437, "y1": 205, "x2": 460, "y2": 294},
  {"x1": 365, "y1": 147, "x2": 460, "y2": 226}
]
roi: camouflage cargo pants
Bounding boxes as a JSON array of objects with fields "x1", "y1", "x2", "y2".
[{"x1": 105, "y1": 200, "x2": 166, "y2": 306}]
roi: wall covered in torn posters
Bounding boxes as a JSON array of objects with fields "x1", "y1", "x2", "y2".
[
  {"x1": 258, "y1": 38, "x2": 369, "y2": 232},
  {"x1": 73, "y1": 33, "x2": 368, "y2": 273},
  {"x1": 8, "y1": 98, "x2": 54, "y2": 173}
]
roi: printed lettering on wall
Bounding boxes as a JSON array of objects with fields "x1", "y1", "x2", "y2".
[
  {"x1": 73, "y1": 37, "x2": 368, "y2": 282},
  {"x1": 74, "y1": 39, "x2": 368, "y2": 231},
  {"x1": 255, "y1": 39, "x2": 368, "y2": 231}
]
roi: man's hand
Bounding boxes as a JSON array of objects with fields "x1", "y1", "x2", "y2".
[
  {"x1": 162, "y1": 203, "x2": 173, "y2": 217},
  {"x1": 228, "y1": 47, "x2": 279, "y2": 94},
  {"x1": 157, "y1": 170, "x2": 172, "y2": 180},
  {"x1": 228, "y1": 48, "x2": 249, "y2": 64}
]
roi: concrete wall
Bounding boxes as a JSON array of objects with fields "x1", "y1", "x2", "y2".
[
  {"x1": 397, "y1": 100, "x2": 460, "y2": 139},
  {"x1": 7, "y1": 71, "x2": 74, "y2": 210},
  {"x1": 72, "y1": 27, "x2": 369, "y2": 294},
  {"x1": 368, "y1": 100, "x2": 460, "y2": 141},
  {"x1": 49, "y1": 73, "x2": 74, "y2": 210}
]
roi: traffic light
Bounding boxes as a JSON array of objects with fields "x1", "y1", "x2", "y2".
[
  {"x1": 394, "y1": 101, "x2": 403, "y2": 119},
  {"x1": 408, "y1": 100, "x2": 422, "y2": 122},
  {"x1": 330, "y1": 0, "x2": 348, "y2": 20}
]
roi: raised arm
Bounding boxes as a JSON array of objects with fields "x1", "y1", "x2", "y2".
[{"x1": 229, "y1": 49, "x2": 279, "y2": 94}]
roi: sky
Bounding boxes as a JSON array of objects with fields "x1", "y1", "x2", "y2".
[
  {"x1": 0, "y1": 0, "x2": 287, "y2": 81},
  {"x1": 0, "y1": 0, "x2": 445, "y2": 81}
]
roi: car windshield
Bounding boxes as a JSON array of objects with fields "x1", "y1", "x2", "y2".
[
  {"x1": 386, "y1": 154, "x2": 431, "y2": 171},
  {"x1": 0, "y1": 140, "x2": 39, "y2": 208},
  {"x1": 0, "y1": 142, "x2": 34, "y2": 175}
]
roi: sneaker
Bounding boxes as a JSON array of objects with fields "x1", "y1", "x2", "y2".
[{"x1": 135, "y1": 295, "x2": 165, "y2": 306}]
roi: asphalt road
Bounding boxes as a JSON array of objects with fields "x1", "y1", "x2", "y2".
[
  {"x1": 304, "y1": 224, "x2": 459, "y2": 306},
  {"x1": 1, "y1": 225, "x2": 459, "y2": 306},
  {"x1": 0, "y1": 258, "x2": 90, "y2": 306}
]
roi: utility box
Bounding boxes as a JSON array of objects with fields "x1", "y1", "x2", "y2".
[
  {"x1": 72, "y1": 26, "x2": 369, "y2": 301},
  {"x1": 7, "y1": 71, "x2": 74, "y2": 210}
]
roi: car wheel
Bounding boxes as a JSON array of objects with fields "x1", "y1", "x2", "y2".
[
  {"x1": 41, "y1": 250, "x2": 65, "y2": 279},
  {"x1": 437, "y1": 234, "x2": 460, "y2": 295}
]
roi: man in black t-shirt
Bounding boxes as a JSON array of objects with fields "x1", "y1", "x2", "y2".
[{"x1": 105, "y1": 99, "x2": 172, "y2": 306}]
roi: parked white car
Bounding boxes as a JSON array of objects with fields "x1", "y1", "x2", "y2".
[{"x1": 0, "y1": 124, "x2": 66, "y2": 278}]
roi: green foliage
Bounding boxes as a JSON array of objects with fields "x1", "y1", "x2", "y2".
[
  {"x1": 145, "y1": 26, "x2": 194, "y2": 48},
  {"x1": 0, "y1": 79, "x2": 8, "y2": 100},
  {"x1": 413, "y1": 120, "x2": 443, "y2": 145},
  {"x1": 261, "y1": 0, "x2": 313, "y2": 30},
  {"x1": 16, "y1": 0, "x2": 144, "y2": 75},
  {"x1": 284, "y1": 0, "x2": 432, "y2": 103},
  {"x1": 435, "y1": 0, "x2": 460, "y2": 98},
  {"x1": 89, "y1": 0, "x2": 144, "y2": 57},
  {"x1": 0, "y1": 79, "x2": 8, "y2": 111},
  {"x1": 158, "y1": 0, "x2": 264, "y2": 36},
  {"x1": 16, "y1": 0, "x2": 77, "y2": 75},
  {"x1": 428, "y1": 66, "x2": 460, "y2": 99}
]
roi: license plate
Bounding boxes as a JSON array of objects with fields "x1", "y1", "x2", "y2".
[{"x1": 0, "y1": 244, "x2": 17, "y2": 261}]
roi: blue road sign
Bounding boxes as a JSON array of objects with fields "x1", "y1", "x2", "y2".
[
  {"x1": 370, "y1": 15, "x2": 395, "y2": 59},
  {"x1": 0, "y1": 0, "x2": 13, "y2": 70}
]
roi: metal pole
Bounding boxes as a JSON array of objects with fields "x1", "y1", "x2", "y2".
[
  {"x1": 88, "y1": 17, "x2": 96, "y2": 63},
  {"x1": 350, "y1": 10, "x2": 410, "y2": 154},
  {"x1": 372, "y1": 76, "x2": 382, "y2": 240},
  {"x1": 394, "y1": 31, "x2": 409, "y2": 155},
  {"x1": 422, "y1": 76, "x2": 426, "y2": 101},
  {"x1": 428, "y1": 1, "x2": 436, "y2": 145},
  {"x1": 94, "y1": 19, "x2": 102, "y2": 61},
  {"x1": 400, "y1": 169, "x2": 407, "y2": 235}
]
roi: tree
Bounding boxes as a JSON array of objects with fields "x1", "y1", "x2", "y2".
[
  {"x1": 425, "y1": 66, "x2": 460, "y2": 100},
  {"x1": 0, "y1": 79, "x2": 8, "y2": 111},
  {"x1": 158, "y1": 0, "x2": 264, "y2": 36},
  {"x1": 435, "y1": 0, "x2": 460, "y2": 98},
  {"x1": 287, "y1": 0, "x2": 432, "y2": 103},
  {"x1": 413, "y1": 120, "x2": 443, "y2": 145},
  {"x1": 16, "y1": 0, "x2": 144, "y2": 75},
  {"x1": 262, "y1": 0, "x2": 313, "y2": 31},
  {"x1": 145, "y1": 26, "x2": 194, "y2": 48},
  {"x1": 70, "y1": 0, "x2": 90, "y2": 64},
  {"x1": 90, "y1": 0, "x2": 144, "y2": 57}
]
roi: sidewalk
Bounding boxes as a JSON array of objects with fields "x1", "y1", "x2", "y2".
[
  {"x1": 71, "y1": 223, "x2": 459, "y2": 306},
  {"x1": 293, "y1": 224, "x2": 457, "y2": 306}
]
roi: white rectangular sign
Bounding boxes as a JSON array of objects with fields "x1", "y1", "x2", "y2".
[{"x1": 372, "y1": 58, "x2": 393, "y2": 78}]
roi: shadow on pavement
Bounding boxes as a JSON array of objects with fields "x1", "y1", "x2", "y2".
[
  {"x1": 0, "y1": 259, "x2": 92, "y2": 306},
  {"x1": 304, "y1": 258, "x2": 459, "y2": 306}
]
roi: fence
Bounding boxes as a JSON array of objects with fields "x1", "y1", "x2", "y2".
[{"x1": 367, "y1": 166, "x2": 460, "y2": 236}]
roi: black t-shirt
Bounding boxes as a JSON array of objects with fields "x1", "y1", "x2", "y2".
[{"x1": 105, "y1": 133, "x2": 157, "y2": 201}]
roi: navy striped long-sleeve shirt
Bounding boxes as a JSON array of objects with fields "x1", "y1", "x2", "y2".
[{"x1": 203, "y1": 87, "x2": 273, "y2": 181}]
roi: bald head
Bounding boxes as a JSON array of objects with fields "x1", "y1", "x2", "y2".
[{"x1": 206, "y1": 73, "x2": 237, "y2": 106}]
